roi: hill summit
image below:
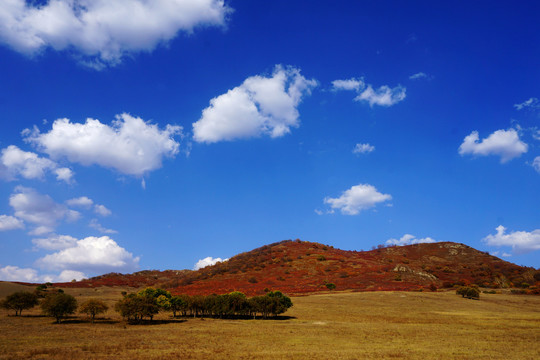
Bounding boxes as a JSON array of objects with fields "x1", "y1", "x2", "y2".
[{"x1": 57, "y1": 240, "x2": 539, "y2": 295}]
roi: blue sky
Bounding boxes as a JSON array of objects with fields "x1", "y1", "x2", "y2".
[{"x1": 0, "y1": 0, "x2": 539, "y2": 282}]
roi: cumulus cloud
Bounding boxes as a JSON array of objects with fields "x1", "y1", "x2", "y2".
[
  {"x1": 352, "y1": 143, "x2": 375, "y2": 154},
  {"x1": 0, "y1": 265, "x2": 39, "y2": 282},
  {"x1": 38, "y1": 236, "x2": 139, "y2": 273},
  {"x1": 0, "y1": 0, "x2": 231, "y2": 68},
  {"x1": 386, "y1": 234, "x2": 437, "y2": 246},
  {"x1": 0, "y1": 145, "x2": 73, "y2": 183},
  {"x1": 24, "y1": 113, "x2": 182, "y2": 176},
  {"x1": 331, "y1": 78, "x2": 364, "y2": 92},
  {"x1": 89, "y1": 219, "x2": 117, "y2": 234},
  {"x1": 331, "y1": 77, "x2": 406, "y2": 107},
  {"x1": 9, "y1": 186, "x2": 80, "y2": 234},
  {"x1": 323, "y1": 184, "x2": 392, "y2": 215},
  {"x1": 0, "y1": 214, "x2": 24, "y2": 231},
  {"x1": 514, "y1": 97, "x2": 540, "y2": 111},
  {"x1": 192, "y1": 65, "x2": 317, "y2": 143},
  {"x1": 194, "y1": 256, "x2": 228, "y2": 270},
  {"x1": 458, "y1": 129, "x2": 528, "y2": 163},
  {"x1": 483, "y1": 225, "x2": 540, "y2": 254}
]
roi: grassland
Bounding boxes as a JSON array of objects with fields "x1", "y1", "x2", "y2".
[{"x1": 0, "y1": 285, "x2": 539, "y2": 359}]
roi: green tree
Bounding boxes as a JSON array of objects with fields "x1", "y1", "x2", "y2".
[
  {"x1": 79, "y1": 299, "x2": 108, "y2": 323},
  {"x1": 0, "y1": 291, "x2": 39, "y2": 316},
  {"x1": 115, "y1": 293, "x2": 159, "y2": 323},
  {"x1": 40, "y1": 292, "x2": 77, "y2": 323},
  {"x1": 456, "y1": 286, "x2": 480, "y2": 300},
  {"x1": 169, "y1": 296, "x2": 186, "y2": 317}
]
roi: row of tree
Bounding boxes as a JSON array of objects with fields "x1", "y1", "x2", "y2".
[
  {"x1": 115, "y1": 288, "x2": 293, "y2": 322},
  {"x1": 1, "y1": 287, "x2": 294, "y2": 323},
  {"x1": 0, "y1": 290, "x2": 107, "y2": 323}
]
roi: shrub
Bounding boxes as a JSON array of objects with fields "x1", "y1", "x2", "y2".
[
  {"x1": 456, "y1": 286, "x2": 480, "y2": 300},
  {"x1": 79, "y1": 299, "x2": 108, "y2": 323},
  {"x1": 41, "y1": 293, "x2": 77, "y2": 323},
  {"x1": 317, "y1": 255, "x2": 326, "y2": 261},
  {"x1": 0, "y1": 291, "x2": 39, "y2": 316},
  {"x1": 248, "y1": 277, "x2": 258, "y2": 283},
  {"x1": 325, "y1": 283, "x2": 336, "y2": 290}
]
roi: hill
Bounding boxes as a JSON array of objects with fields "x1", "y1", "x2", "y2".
[{"x1": 53, "y1": 240, "x2": 540, "y2": 295}]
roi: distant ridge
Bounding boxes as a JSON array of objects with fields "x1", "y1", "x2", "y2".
[{"x1": 54, "y1": 240, "x2": 539, "y2": 295}]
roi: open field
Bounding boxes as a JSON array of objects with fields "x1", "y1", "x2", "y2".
[{"x1": 1, "y1": 286, "x2": 539, "y2": 359}]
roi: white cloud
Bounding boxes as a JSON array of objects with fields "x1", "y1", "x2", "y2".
[
  {"x1": 32, "y1": 234, "x2": 78, "y2": 251},
  {"x1": 24, "y1": 113, "x2": 182, "y2": 176},
  {"x1": 355, "y1": 85, "x2": 406, "y2": 107},
  {"x1": 331, "y1": 77, "x2": 406, "y2": 107},
  {"x1": 409, "y1": 72, "x2": 429, "y2": 80},
  {"x1": 323, "y1": 184, "x2": 392, "y2": 215},
  {"x1": 483, "y1": 225, "x2": 540, "y2": 254},
  {"x1": 386, "y1": 234, "x2": 437, "y2": 246},
  {"x1": 0, "y1": 265, "x2": 85, "y2": 283},
  {"x1": 9, "y1": 186, "x2": 80, "y2": 234},
  {"x1": 0, "y1": 0, "x2": 231, "y2": 68},
  {"x1": 0, "y1": 214, "x2": 24, "y2": 231},
  {"x1": 0, "y1": 145, "x2": 73, "y2": 183},
  {"x1": 533, "y1": 156, "x2": 540, "y2": 173},
  {"x1": 501, "y1": 252, "x2": 512, "y2": 258},
  {"x1": 0, "y1": 265, "x2": 39, "y2": 282},
  {"x1": 194, "y1": 256, "x2": 228, "y2": 270},
  {"x1": 89, "y1": 219, "x2": 117, "y2": 234},
  {"x1": 94, "y1": 204, "x2": 112, "y2": 217},
  {"x1": 458, "y1": 129, "x2": 528, "y2": 163},
  {"x1": 56, "y1": 270, "x2": 86, "y2": 282},
  {"x1": 192, "y1": 65, "x2": 317, "y2": 143},
  {"x1": 353, "y1": 143, "x2": 375, "y2": 154},
  {"x1": 66, "y1": 196, "x2": 93, "y2": 208},
  {"x1": 514, "y1": 97, "x2": 540, "y2": 111},
  {"x1": 38, "y1": 236, "x2": 139, "y2": 273},
  {"x1": 331, "y1": 78, "x2": 364, "y2": 92}
]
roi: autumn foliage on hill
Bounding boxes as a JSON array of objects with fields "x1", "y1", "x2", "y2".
[{"x1": 55, "y1": 240, "x2": 540, "y2": 296}]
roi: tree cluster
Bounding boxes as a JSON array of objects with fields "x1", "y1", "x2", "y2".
[
  {"x1": 115, "y1": 288, "x2": 293, "y2": 322},
  {"x1": 0, "y1": 291, "x2": 38, "y2": 316},
  {"x1": 456, "y1": 286, "x2": 480, "y2": 300}
]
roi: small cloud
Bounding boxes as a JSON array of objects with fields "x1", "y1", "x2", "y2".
[
  {"x1": 194, "y1": 256, "x2": 228, "y2": 270},
  {"x1": 24, "y1": 114, "x2": 182, "y2": 177},
  {"x1": 192, "y1": 65, "x2": 317, "y2": 143},
  {"x1": 483, "y1": 225, "x2": 540, "y2": 254},
  {"x1": 323, "y1": 184, "x2": 392, "y2": 215},
  {"x1": 37, "y1": 235, "x2": 139, "y2": 273},
  {"x1": 409, "y1": 72, "x2": 431, "y2": 80},
  {"x1": 355, "y1": 85, "x2": 406, "y2": 107},
  {"x1": 532, "y1": 156, "x2": 540, "y2": 173},
  {"x1": 331, "y1": 78, "x2": 364, "y2": 92},
  {"x1": 0, "y1": 145, "x2": 73, "y2": 183},
  {"x1": 458, "y1": 129, "x2": 528, "y2": 163},
  {"x1": 66, "y1": 196, "x2": 94, "y2": 208},
  {"x1": 32, "y1": 234, "x2": 78, "y2": 250},
  {"x1": 352, "y1": 143, "x2": 375, "y2": 154},
  {"x1": 501, "y1": 252, "x2": 512, "y2": 258},
  {"x1": 514, "y1": 97, "x2": 540, "y2": 111},
  {"x1": 314, "y1": 209, "x2": 324, "y2": 215},
  {"x1": 331, "y1": 77, "x2": 406, "y2": 107},
  {"x1": 94, "y1": 204, "x2": 112, "y2": 217},
  {"x1": 0, "y1": 215, "x2": 24, "y2": 231},
  {"x1": 10, "y1": 186, "x2": 81, "y2": 235},
  {"x1": 89, "y1": 219, "x2": 117, "y2": 234},
  {"x1": 386, "y1": 234, "x2": 437, "y2": 246}
]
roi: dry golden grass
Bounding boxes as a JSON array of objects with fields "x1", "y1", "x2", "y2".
[{"x1": 0, "y1": 286, "x2": 539, "y2": 359}]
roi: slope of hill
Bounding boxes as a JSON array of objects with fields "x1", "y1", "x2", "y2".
[{"x1": 54, "y1": 240, "x2": 539, "y2": 295}]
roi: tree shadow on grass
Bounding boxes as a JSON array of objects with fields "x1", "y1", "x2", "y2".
[{"x1": 126, "y1": 319, "x2": 187, "y2": 326}]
